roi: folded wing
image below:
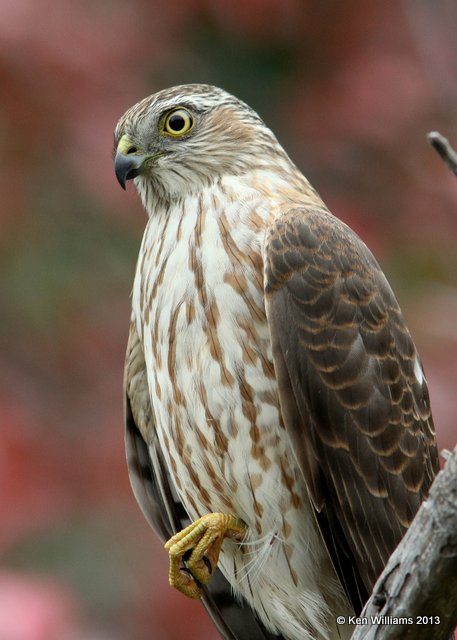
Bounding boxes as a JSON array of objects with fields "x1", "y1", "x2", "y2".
[{"x1": 264, "y1": 207, "x2": 439, "y2": 613}]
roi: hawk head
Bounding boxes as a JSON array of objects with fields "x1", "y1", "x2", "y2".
[{"x1": 114, "y1": 83, "x2": 284, "y2": 204}]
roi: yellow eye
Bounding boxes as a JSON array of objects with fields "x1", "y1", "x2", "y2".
[{"x1": 163, "y1": 108, "x2": 193, "y2": 136}]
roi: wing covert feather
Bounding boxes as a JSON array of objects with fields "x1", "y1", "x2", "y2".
[{"x1": 264, "y1": 207, "x2": 439, "y2": 612}]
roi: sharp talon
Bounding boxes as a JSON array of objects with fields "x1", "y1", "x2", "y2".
[
  {"x1": 202, "y1": 555, "x2": 212, "y2": 574},
  {"x1": 165, "y1": 512, "x2": 247, "y2": 599}
]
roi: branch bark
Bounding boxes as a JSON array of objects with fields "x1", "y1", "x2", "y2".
[
  {"x1": 427, "y1": 131, "x2": 457, "y2": 176},
  {"x1": 349, "y1": 446, "x2": 457, "y2": 640}
]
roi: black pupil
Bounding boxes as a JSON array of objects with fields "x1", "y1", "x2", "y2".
[{"x1": 168, "y1": 113, "x2": 187, "y2": 132}]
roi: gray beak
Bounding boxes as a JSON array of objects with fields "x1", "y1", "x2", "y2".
[{"x1": 114, "y1": 151, "x2": 146, "y2": 190}]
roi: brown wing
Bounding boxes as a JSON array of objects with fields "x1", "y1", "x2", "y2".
[
  {"x1": 124, "y1": 321, "x2": 285, "y2": 640},
  {"x1": 264, "y1": 207, "x2": 439, "y2": 614}
]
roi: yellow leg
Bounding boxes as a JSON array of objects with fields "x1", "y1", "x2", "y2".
[{"x1": 165, "y1": 512, "x2": 247, "y2": 599}]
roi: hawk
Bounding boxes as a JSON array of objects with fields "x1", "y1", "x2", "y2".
[{"x1": 114, "y1": 84, "x2": 439, "y2": 640}]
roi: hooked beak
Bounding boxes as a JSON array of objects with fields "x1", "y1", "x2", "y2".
[{"x1": 114, "y1": 135, "x2": 149, "y2": 189}]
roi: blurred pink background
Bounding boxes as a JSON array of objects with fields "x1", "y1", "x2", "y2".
[{"x1": 1, "y1": 1, "x2": 456, "y2": 638}]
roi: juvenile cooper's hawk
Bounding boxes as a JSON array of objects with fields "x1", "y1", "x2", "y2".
[{"x1": 114, "y1": 84, "x2": 439, "y2": 640}]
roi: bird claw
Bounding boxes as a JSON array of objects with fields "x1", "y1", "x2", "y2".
[{"x1": 165, "y1": 512, "x2": 247, "y2": 599}]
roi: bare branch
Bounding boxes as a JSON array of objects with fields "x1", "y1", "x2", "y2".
[
  {"x1": 427, "y1": 131, "x2": 457, "y2": 176},
  {"x1": 350, "y1": 446, "x2": 457, "y2": 640}
]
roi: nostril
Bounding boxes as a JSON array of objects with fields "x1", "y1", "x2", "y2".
[{"x1": 126, "y1": 146, "x2": 138, "y2": 154}]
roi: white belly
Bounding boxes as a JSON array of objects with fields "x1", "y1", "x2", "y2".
[{"x1": 133, "y1": 186, "x2": 352, "y2": 639}]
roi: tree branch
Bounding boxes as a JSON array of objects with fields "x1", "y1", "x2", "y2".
[
  {"x1": 349, "y1": 446, "x2": 457, "y2": 640},
  {"x1": 427, "y1": 131, "x2": 457, "y2": 176}
]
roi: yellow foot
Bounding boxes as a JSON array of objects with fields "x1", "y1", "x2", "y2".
[{"x1": 164, "y1": 512, "x2": 247, "y2": 599}]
